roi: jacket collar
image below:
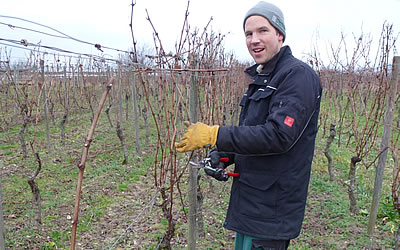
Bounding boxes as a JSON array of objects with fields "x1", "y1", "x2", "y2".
[{"x1": 245, "y1": 45, "x2": 291, "y2": 78}]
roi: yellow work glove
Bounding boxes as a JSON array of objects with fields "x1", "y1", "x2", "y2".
[{"x1": 175, "y1": 121, "x2": 219, "y2": 153}]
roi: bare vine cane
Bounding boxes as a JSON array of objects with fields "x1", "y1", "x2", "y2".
[{"x1": 70, "y1": 78, "x2": 114, "y2": 250}]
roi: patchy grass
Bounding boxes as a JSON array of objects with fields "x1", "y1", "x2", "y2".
[
  {"x1": 295, "y1": 132, "x2": 396, "y2": 249},
  {"x1": 0, "y1": 105, "x2": 398, "y2": 249}
]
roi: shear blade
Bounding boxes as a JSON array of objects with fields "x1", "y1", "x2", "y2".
[{"x1": 189, "y1": 161, "x2": 202, "y2": 168}]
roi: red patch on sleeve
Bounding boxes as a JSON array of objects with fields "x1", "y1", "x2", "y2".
[{"x1": 284, "y1": 116, "x2": 294, "y2": 127}]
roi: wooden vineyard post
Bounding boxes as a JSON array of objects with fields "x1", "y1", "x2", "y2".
[
  {"x1": 188, "y1": 70, "x2": 199, "y2": 250},
  {"x1": 131, "y1": 71, "x2": 141, "y2": 155},
  {"x1": 40, "y1": 60, "x2": 52, "y2": 152},
  {"x1": 70, "y1": 78, "x2": 114, "y2": 250},
  {"x1": 118, "y1": 65, "x2": 123, "y2": 122},
  {"x1": 368, "y1": 56, "x2": 400, "y2": 235}
]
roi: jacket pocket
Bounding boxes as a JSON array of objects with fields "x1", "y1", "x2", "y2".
[
  {"x1": 244, "y1": 88, "x2": 275, "y2": 125},
  {"x1": 248, "y1": 87, "x2": 275, "y2": 101},
  {"x1": 237, "y1": 172, "x2": 279, "y2": 220}
]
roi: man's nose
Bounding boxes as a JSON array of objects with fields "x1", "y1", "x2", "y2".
[{"x1": 250, "y1": 33, "x2": 261, "y2": 44}]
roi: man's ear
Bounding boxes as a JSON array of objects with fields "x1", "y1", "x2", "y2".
[{"x1": 278, "y1": 32, "x2": 284, "y2": 43}]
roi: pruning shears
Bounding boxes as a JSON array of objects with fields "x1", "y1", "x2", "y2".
[{"x1": 190, "y1": 157, "x2": 240, "y2": 180}]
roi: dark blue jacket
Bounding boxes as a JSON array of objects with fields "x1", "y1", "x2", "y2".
[{"x1": 216, "y1": 46, "x2": 322, "y2": 240}]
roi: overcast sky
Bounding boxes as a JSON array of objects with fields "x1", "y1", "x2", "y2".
[{"x1": 1, "y1": 0, "x2": 399, "y2": 65}]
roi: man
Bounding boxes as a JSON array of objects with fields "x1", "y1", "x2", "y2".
[{"x1": 175, "y1": 1, "x2": 322, "y2": 249}]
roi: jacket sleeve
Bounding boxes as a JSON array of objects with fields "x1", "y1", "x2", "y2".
[{"x1": 216, "y1": 65, "x2": 321, "y2": 155}]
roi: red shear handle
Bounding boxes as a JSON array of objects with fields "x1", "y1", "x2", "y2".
[
  {"x1": 219, "y1": 157, "x2": 229, "y2": 162},
  {"x1": 226, "y1": 171, "x2": 240, "y2": 177},
  {"x1": 219, "y1": 158, "x2": 240, "y2": 177}
]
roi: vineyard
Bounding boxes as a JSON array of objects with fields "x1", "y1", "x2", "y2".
[{"x1": 1, "y1": 5, "x2": 400, "y2": 250}]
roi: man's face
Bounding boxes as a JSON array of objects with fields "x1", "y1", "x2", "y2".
[{"x1": 244, "y1": 15, "x2": 284, "y2": 64}]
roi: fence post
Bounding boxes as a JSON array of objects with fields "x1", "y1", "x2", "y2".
[
  {"x1": 188, "y1": 70, "x2": 199, "y2": 250},
  {"x1": 0, "y1": 160, "x2": 5, "y2": 250},
  {"x1": 368, "y1": 56, "x2": 400, "y2": 235},
  {"x1": 40, "y1": 60, "x2": 52, "y2": 152},
  {"x1": 63, "y1": 65, "x2": 68, "y2": 111},
  {"x1": 118, "y1": 64, "x2": 123, "y2": 122},
  {"x1": 131, "y1": 71, "x2": 141, "y2": 155},
  {"x1": 13, "y1": 68, "x2": 19, "y2": 122},
  {"x1": 60, "y1": 66, "x2": 68, "y2": 147}
]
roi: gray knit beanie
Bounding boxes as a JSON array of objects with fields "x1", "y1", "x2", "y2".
[{"x1": 243, "y1": 1, "x2": 286, "y2": 41}]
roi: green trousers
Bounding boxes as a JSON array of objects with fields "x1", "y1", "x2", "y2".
[
  {"x1": 234, "y1": 232, "x2": 264, "y2": 250},
  {"x1": 234, "y1": 232, "x2": 290, "y2": 250}
]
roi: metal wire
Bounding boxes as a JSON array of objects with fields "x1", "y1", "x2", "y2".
[{"x1": 0, "y1": 15, "x2": 130, "y2": 54}]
